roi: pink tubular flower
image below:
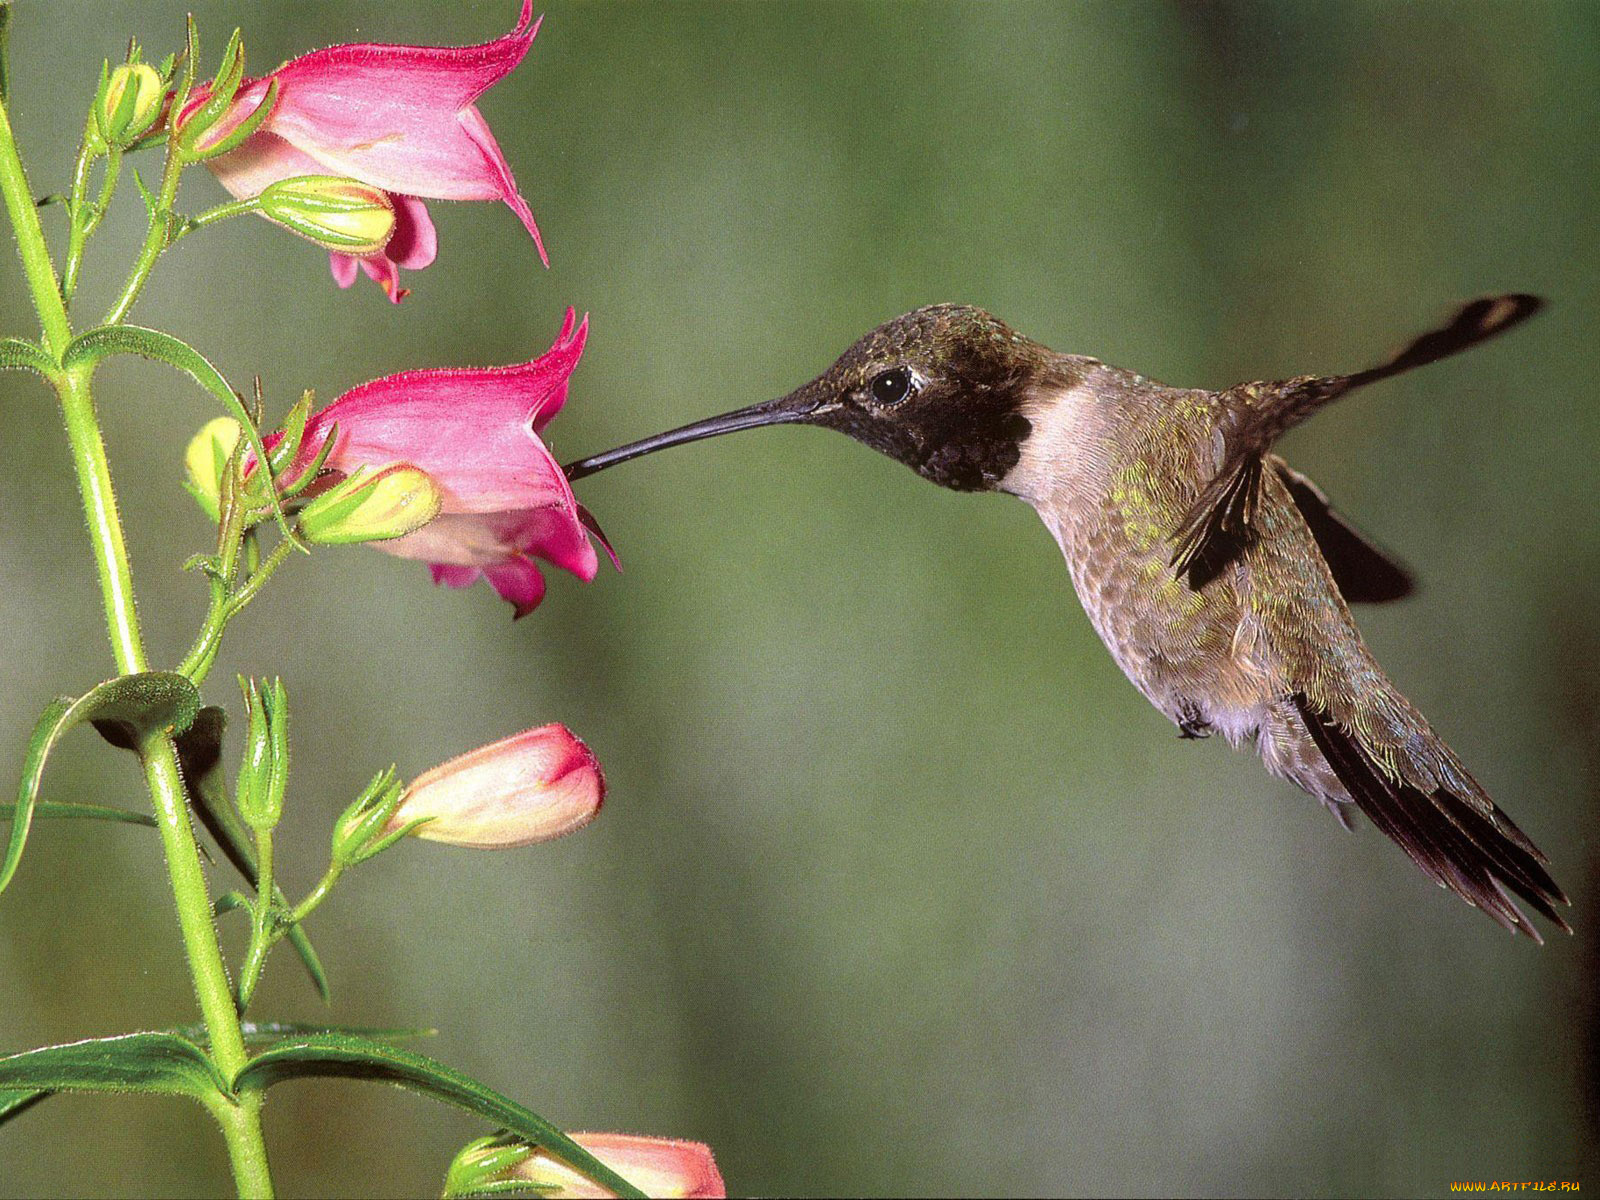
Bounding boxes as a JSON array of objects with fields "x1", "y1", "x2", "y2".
[
  {"x1": 300, "y1": 308, "x2": 605, "y2": 616},
  {"x1": 510, "y1": 1134, "x2": 725, "y2": 1199},
  {"x1": 200, "y1": 1, "x2": 546, "y2": 301},
  {"x1": 387, "y1": 724, "x2": 603, "y2": 849}
]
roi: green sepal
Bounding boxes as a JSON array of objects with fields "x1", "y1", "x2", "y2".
[
  {"x1": 192, "y1": 77, "x2": 279, "y2": 162},
  {"x1": 0, "y1": 337, "x2": 55, "y2": 376},
  {"x1": 267, "y1": 391, "x2": 313, "y2": 479},
  {"x1": 176, "y1": 708, "x2": 330, "y2": 1002},
  {"x1": 3, "y1": 673, "x2": 200, "y2": 898},
  {"x1": 131, "y1": 166, "x2": 157, "y2": 218},
  {"x1": 0, "y1": 801, "x2": 155, "y2": 828},
  {"x1": 213, "y1": 889, "x2": 251, "y2": 917},
  {"x1": 234, "y1": 676, "x2": 288, "y2": 833},
  {"x1": 233, "y1": 1035, "x2": 645, "y2": 1200},
  {"x1": 449, "y1": 1180, "x2": 560, "y2": 1199},
  {"x1": 331, "y1": 767, "x2": 422, "y2": 868},
  {"x1": 0, "y1": 1032, "x2": 228, "y2": 1104},
  {"x1": 62, "y1": 325, "x2": 299, "y2": 547},
  {"x1": 444, "y1": 1133, "x2": 541, "y2": 1199},
  {"x1": 274, "y1": 415, "x2": 337, "y2": 501},
  {"x1": 177, "y1": 27, "x2": 245, "y2": 154}
]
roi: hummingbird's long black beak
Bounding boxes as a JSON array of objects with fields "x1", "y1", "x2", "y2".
[{"x1": 563, "y1": 386, "x2": 825, "y2": 482}]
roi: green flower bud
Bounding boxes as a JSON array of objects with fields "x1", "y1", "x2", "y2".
[
  {"x1": 235, "y1": 677, "x2": 289, "y2": 834},
  {"x1": 257, "y1": 176, "x2": 397, "y2": 254},
  {"x1": 94, "y1": 62, "x2": 165, "y2": 148},
  {"x1": 299, "y1": 464, "x2": 441, "y2": 545}
]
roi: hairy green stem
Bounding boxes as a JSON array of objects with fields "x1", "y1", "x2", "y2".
[
  {"x1": 61, "y1": 139, "x2": 121, "y2": 302},
  {"x1": 180, "y1": 536, "x2": 294, "y2": 684},
  {"x1": 237, "y1": 826, "x2": 274, "y2": 1007},
  {"x1": 103, "y1": 130, "x2": 183, "y2": 325},
  {"x1": 290, "y1": 862, "x2": 343, "y2": 925},
  {"x1": 0, "y1": 91, "x2": 273, "y2": 1196}
]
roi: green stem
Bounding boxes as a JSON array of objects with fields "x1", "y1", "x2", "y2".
[
  {"x1": 290, "y1": 862, "x2": 343, "y2": 925},
  {"x1": 180, "y1": 536, "x2": 294, "y2": 684},
  {"x1": 187, "y1": 195, "x2": 256, "y2": 231},
  {"x1": 237, "y1": 827, "x2": 274, "y2": 1007},
  {"x1": 0, "y1": 92, "x2": 69, "y2": 356},
  {"x1": 0, "y1": 92, "x2": 273, "y2": 1196},
  {"x1": 62, "y1": 142, "x2": 121, "y2": 302},
  {"x1": 103, "y1": 133, "x2": 182, "y2": 325},
  {"x1": 60, "y1": 132, "x2": 95, "y2": 301}
]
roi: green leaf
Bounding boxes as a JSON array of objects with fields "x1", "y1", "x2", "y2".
[
  {"x1": 0, "y1": 1088, "x2": 49, "y2": 1128},
  {"x1": 0, "y1": 801, "x2": 155, "y2": 828},
  {"x1": 176, "y1": 708, "x2": 330, "y2": 1001},
  {"x1": 61, "y1": 325, "x2": 298, "y2": 546},
  {"x1": 0, "y1": 1032, "x2": 227, "y2": 1102},
  {"x1": 0, "y1": 337, "x2": 55, "y2": 376},
  {"x1": 3, "y1": 673, "x2": 200, "y2": 898},
  {"x1": 233, "y1": 1022, "x2": 435, "y2": 1046},
  {"x1": 233, "y1": 1035, "x2": 645, "y2": 1199},
  {"x1": 0, "y1": 1022, "x2": 431, "y2": 1129}
]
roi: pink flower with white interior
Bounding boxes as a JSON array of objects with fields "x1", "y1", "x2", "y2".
[
  {"x1": 198, "y1": 1, "x2": 546, "y2": 301},
  {"x1": 387, "y1": 724, "x2": 603, "y2": 849},
  {"x1": 297, "y1": 307, "x2": 607, "y2": 617},
  {"x1": 508, "y1": 1134, "x2": 726, "y2": 1199}
]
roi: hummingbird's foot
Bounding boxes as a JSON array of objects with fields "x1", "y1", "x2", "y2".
[{"x1": 1177, "y1": 707, "x2": 1212, "y2": 740}]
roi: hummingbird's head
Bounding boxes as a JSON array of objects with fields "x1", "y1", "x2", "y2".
[{"x1": 564, "y1": 304, "x2": 1069, "y2": 493}]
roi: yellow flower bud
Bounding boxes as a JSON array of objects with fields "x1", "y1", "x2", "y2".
[
  {"x1": 96, "y1": 63, "x2": 165, "y2": 147},
  {"x1": 299, "y1": 464, "x2": 441, "y2": 545},
  {"x1": 257, "y1": 176, "x2": 397, "y2": 254},
  {"x1": 183, "y1": 417, "x2": 244, "y2": 522}
]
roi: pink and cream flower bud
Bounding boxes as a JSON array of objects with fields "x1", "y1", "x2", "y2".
[
  {"x1": 389, "y1": 725, "x2": 603, "y2": 849},
  {"x1": 494, "y1": 1134, "x2": 725, "y2": 1199}
]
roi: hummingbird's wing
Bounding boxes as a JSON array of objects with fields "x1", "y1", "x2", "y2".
[
  {"x1": 1170, "y1": 294, "x2": 1542, "y2": 589},
  {"x1": 1273, "y1": 461, "x2": 1413, "y2": 604}
]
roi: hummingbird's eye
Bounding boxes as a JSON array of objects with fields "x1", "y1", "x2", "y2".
[{"x1": 869, "y1": 366, "x2": 915, "y2": 406}]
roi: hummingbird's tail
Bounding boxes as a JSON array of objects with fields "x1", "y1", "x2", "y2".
[{"x1": 1265, "y1": 691, "x2": 1570, "y2": 942}]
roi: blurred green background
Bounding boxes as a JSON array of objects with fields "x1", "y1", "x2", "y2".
[{"x1": 1, "y1": 1, "x2": 1596, "y2": 1196}]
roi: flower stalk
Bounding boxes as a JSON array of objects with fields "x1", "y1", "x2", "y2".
[{"x1": 0, "y1": 86, "x2": 274, "y2": 1197}]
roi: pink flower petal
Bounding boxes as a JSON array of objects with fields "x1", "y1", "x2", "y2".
[
  {"x1": 430, "y1": 563, "x2": 480, "y2": 589},
  {"x1": 306, "y1": 312, "x2": 588, "y2": 510},
  {"x1": 386, "y1": 196, "x2": 439, "y2": 270},
  {"x1": 483, "y1": 556, "x2": 548, "y2": 620},
  {"x1": 237, "y1": 3, "x2": 540, "y2": 207},
  {"x1": 458, "y1": 103, "x2": 546, "y2": 266},
  {"x1": 329, "y1": 252, "x2": 360, "y2": 289}
]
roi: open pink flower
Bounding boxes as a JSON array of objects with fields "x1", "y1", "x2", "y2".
[
  {"x1": 200, "y1": 1, "x2": 546, "y2": 301},
  {"x1": 299, "y1": 308, "x2": 605, "y2": 616},
  {"x1": 388, "y1": 724, "x2": 603, "y2": 849}
]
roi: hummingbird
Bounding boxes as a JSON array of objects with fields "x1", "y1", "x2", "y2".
[{"x1": 564, "y1": 295, "x2": 1569, "y2": 941}]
